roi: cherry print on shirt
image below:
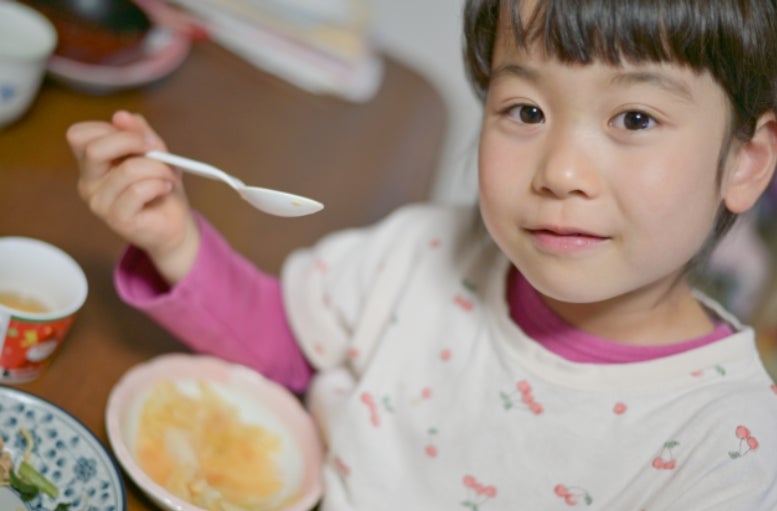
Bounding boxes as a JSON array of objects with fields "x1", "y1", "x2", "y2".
[
  {"x1": 425, "y1": 427, "x2": 439, "y2": 458},
  {"x1": 359, "y1": 392, "x2": 394, "y2": 427},
  {"x1": 440, "y1": 349, "x2": 452, "y2": 362},
  {"x1": 410, "y1": 386, "x2": 434, "y2": 406},
  {"x1": 314, "y1": 258, "x2": 328, "y2": 272},
  {"x1": 771, "y1": 384, "x2": 777, "y2": 395},
  {"x1": 652, "y1": 441, "x2": 679, "y2": 470},
  {"x1": 430, "y1": 238, "x2": 441, "y2": 249},
  {"x1": 453, "y1": 294, "x2": 474, "y2": 311},
  {"x1": 381, "y1": 395, "x2": 395, "y2": 413},
  {"x1": 690, "y1": 365, "x2": 726, "y2": 378},
  {"x1": 500, "y1": 379, "x2": 544, "y2": 415},
  {"x1": 453, "y1": 280, "x2": 477, "y2": 311},
  {"x1": 729, "y1": 425, "x2": 759, "y2": 459},
  {"x1": 461, "y1": 474, "x2": 497, "y2": 510},
  {"x1": 333, "y1": 455, "x2": 351, "y2": 477},
  {"x1": 554, "y1": 484, "x2": 593, "y2": 506},
  {"x1": 360, "y1": 392, "x2": 381, "y2": 427},
  {"x1": 613, "y1": 402, "x2": 627, "y2": 415}
]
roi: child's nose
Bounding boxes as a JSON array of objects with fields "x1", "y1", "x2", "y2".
[{"x1": 531, "y1": 129, "x2": 601, "y2": 199}]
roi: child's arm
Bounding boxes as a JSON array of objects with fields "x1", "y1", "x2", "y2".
[
  {"x1": 114, "y1": 213, "x2": 315, "y2": 393},
  {"x1": 67, "y1": 112, "x2": 315, "y2": 391},
  {"x1": 66, "y1": 110, "x2": 200, "y2": 284}
]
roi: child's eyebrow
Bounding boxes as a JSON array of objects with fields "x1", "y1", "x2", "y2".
[
  {"x1": 491, "y1": 63, "x2": 694, "y2": 104},
  {"x1": 609, "y1": 71, "x2": 693, "y2": 103},
  {"x1": 491, "y1": 63, "x2": 539, "y2": 83}
]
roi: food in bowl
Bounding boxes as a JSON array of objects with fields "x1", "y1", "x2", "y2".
[
  {"x1": 135, "y1": 379, "x2": 288, "y2": 510},
  {"x1": 107, "y1": 354, "x2": 323, "y2": 511}
]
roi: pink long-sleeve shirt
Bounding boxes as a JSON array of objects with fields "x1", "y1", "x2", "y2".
[{"x1": 114, "y1": 214, "x2": 731, "y2": 393}]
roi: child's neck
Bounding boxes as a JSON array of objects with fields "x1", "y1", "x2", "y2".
[{"x1": 522, "y1": 271, "x2": 716, "y2": 347}]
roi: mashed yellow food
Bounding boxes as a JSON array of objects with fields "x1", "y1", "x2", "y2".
[{"x1": 134, "y1": 380, "x2": 284, "y2": 511}]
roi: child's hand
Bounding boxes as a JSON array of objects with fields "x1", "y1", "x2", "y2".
[{"x1": 66, "y1": 110, "x2": 200, "y2": 284}]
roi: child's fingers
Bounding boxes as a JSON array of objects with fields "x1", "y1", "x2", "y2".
[
  {"x1": 103, "y1": 177, "x2": 175, "y2": 236},
  {"x1": 111, "y1": 110, "x2": 166, "y2": 151},
  {"x1": 65, "y1": 120, "x2": 117, "y2": 162},
  {"x1": 67, "y1": 117, "x2": 150, "y2": 192},
  {"x1": 67, "y1": 111, "x2": 167, "y2": 182},
  {"x1": 82, "y1": 156, "x2": 177, "y2": 217}
]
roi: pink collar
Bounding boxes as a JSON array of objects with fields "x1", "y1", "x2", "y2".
[{"x1": 507, "y1": 267, "x2": 733, "y2": 364}]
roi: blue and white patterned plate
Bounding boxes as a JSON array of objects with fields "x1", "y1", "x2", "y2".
[{"x1": 0, "y1": 386, "x2": 126, "y2": 511}]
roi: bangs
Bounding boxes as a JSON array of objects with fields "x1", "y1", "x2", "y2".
[{"x1": 510, "y1": 0, "x2": 744, "y2": 68}]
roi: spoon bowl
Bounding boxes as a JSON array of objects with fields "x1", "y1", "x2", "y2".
[{"x1": 146, "y1": 151, "x2": 323, "y2": 217}]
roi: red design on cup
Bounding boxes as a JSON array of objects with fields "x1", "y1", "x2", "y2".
[
  {"x1": 0, "y1": 237, "x2": 87, "y2": 383},
  {"x1": 0, "y1": 313, "x2": 76, "y2": 381}
]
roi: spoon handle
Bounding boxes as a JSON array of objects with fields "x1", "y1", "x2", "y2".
[
  {"x1": 145, "y1": 150, "x2": 324, "y2": 217},
  {"x1": 145, "y1": 150, "x2": 245, "y2": 189}
]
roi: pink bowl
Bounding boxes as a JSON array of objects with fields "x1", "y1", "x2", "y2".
[
  {"x1": 46, "y1": 23, "x2": 190, "y2": 94},
  {"x1": 106, "y1": 353, "x2": 324, "y2": 511}
]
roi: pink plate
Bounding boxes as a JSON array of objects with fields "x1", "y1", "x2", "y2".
[
  {"x1": 47, "y1": 24, "x2": 191, "y2": 94},
  {"x1": 106, "y1": 353, "x2": 324, "y2": 511}
]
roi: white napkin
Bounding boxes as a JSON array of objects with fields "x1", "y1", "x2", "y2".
[{"x1": 169, "y1": 0, "x2": 384, "y2": 102}]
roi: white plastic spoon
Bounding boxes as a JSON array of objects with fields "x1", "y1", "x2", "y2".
[{"x1": 145, "y1": 150, "x2": 324, "y2": 217}]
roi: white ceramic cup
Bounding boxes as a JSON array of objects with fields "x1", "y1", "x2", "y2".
[
  {"x1": 0, "y1": 237, "x2": 88, "y2": 383},
  {"x1": 0, "y1": 1, "x2": 57, "y2": 128}
]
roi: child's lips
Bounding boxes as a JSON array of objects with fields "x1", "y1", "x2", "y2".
[{"x1": 526, "y1": 226, "x2": 610, "y2": 252}]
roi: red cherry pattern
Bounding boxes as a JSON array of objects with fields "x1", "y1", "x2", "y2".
[
  {"x1": 360, "y1": 392, "x2": 381, "y2": 427},
  {"x1": 453, "y1": 294, "x2": 474, "y2": 312},
  {"x1": 314, "y1": 259, "x2": 328, "y2": 272},
  {"x1": 730, "y1": 425, "x2": 759, "y2": 459},
  {"x1": 425, "y1": 427, "x2": 440, "y2": 458},
  {"x1": 652, "y1": 440, "x2": 679, "y2": 470},
  {"x1": 690, "y1": 365, "x2": 726, "y2": 378},
  {"x1": 461, "y1": 474, "x2": 497, "y2": 509},
  {"x1": 612, "y1": 402, "x2": 627, "y2": 415},
  {"x1": 500, "y1": 379, "x2": 544, "y2": 415},
  {"x1": 553, "y1": 484, "x2": 593, "y2": 506},
  {"x1": 334, "y1": 456, "x2": 351, "y2": 477}
]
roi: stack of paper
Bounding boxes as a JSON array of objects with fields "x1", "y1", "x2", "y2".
[{"x1": 168, "y1": 0, "x2": 383, "y2": 102}]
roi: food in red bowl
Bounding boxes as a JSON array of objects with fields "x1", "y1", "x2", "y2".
[{"x1": 17, "y1": 0, "x2": 152, "y2": 65}]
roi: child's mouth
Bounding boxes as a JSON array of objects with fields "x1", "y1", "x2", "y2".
[{"x1": 526, "y1": 227, "x2": 609, "y2": 252}]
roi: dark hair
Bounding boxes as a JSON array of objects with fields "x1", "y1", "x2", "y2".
[{"x1": 463, "y1": 0, "x2": 777, "y2": 254}]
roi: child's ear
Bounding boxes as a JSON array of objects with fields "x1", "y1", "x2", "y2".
[{"x1": 723, "y1": 111, "x2": 777, "y2": 214}]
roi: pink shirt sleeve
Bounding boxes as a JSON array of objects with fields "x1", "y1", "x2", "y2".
[{"x1": 113, "y1": 213, "x2": 314, "y2": 393}]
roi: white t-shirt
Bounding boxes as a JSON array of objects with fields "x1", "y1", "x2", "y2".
[{"x1": 282, "y1": 203, "x2": 777, "y2": 510}]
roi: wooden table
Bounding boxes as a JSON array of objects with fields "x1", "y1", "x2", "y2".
[{"x1": 0, "y1": 40, "x2": 445, "y2": 509}]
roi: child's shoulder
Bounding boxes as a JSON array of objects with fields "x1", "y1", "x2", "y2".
[
  {"x1": 318, "y1": 201, "x2": 482, "y2": 260},
  {"x1": 379, "y1": 201, "x2": 478, "y2": 231},
  {"x1": 376, "y1": 202, "x2": 484, "y2": 247}
]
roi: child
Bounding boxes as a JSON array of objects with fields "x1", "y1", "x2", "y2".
[{"x1": 68, "y1": 0, "x2": 777, "y2": 508}]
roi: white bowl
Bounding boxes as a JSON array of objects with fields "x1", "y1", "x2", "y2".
[
  {"x1": 106, "y1": 354, "x2": 324, "y2": 511},
  {"x1": 0, "y1": 1, "x2": 57, "y2": 127}
]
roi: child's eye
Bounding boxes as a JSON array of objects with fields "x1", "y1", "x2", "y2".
[
  {"x1": 612, "y1": 111, "x2": 657, "y2": 131},
  {"x1": 506, "y1": 104, "x2": 545, "y2": 124}
]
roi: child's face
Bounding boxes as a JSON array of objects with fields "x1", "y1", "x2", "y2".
[{"x1": 478, "y1": 24, "x2": 736, "y2": 306}]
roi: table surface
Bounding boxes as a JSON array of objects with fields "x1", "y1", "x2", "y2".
[{"x1": 0, "y1": 40, "x2": 445, "y2": 510}]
